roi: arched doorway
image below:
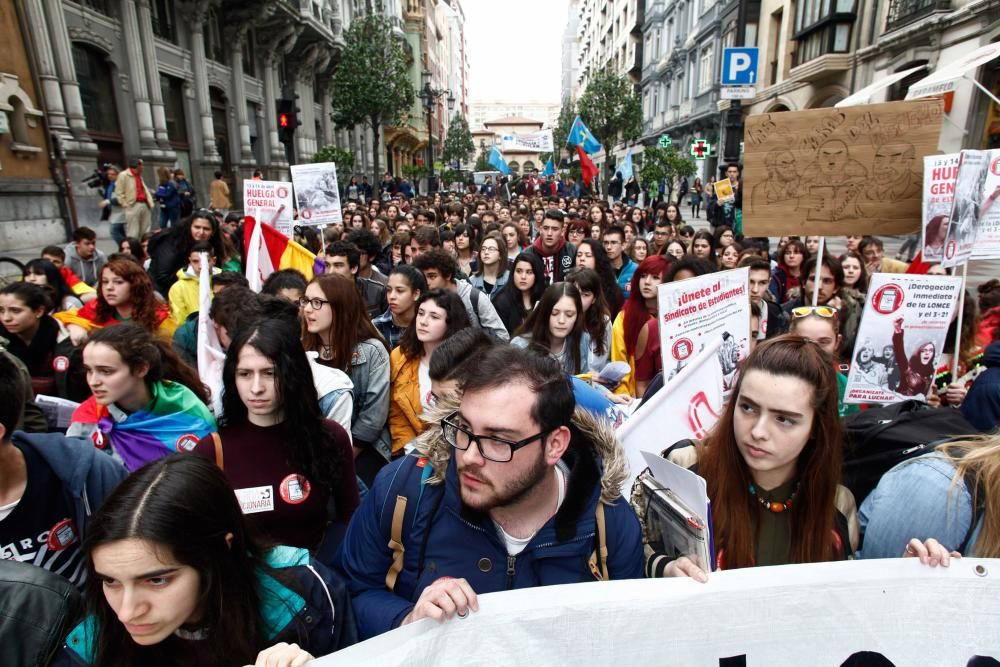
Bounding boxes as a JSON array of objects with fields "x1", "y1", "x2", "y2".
[{"x1": 72, "y1": 43, "x2": 123, "y2": 168}]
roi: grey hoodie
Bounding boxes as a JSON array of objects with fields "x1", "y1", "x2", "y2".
[{"x1": 63, "y1": 243, "x2": 108, "y2": 288}]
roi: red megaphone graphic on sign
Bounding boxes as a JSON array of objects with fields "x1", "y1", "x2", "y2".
[{"x1": 688, "y1": 391, "x2": 722, "y2": 439}]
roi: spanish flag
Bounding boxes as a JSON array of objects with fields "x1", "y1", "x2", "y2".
[
  {"x1": 60, "y1": 266, "x2": 96, "y2": 298},
  {"x1": 243, "y1": 217, "x2": 316, "y2": 292}
]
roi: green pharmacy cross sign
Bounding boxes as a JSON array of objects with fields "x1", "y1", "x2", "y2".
[
  {"x1": 690, "y1": 139, "x2": 710, "y2": 160},
  {"x1": 658, "y1": 135, "x2": 672, "y2": 148}
]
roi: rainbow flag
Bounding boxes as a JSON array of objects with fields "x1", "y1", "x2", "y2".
[
  {"x1": 71, "y1": 379, "x2": 216, "y2": 471},
  {"x1": 244, "y1": 216, "x2": 316, "y2": 291}
]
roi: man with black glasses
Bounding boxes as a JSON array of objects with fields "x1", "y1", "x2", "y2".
[{"x1": 335, "y1": 346, "x2": 642, "y2": 639}]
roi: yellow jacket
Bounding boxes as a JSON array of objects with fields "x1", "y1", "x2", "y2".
[
  {"x1": 167, "y1": 267, "x2": 221, "y2": 324},
  {"x1": 388, "y1": 347, "x2": 427, "y2": 454},
  {"x1": 114, "y1": 169, "x2": 153, "y2": 209},
  {"x1": 610, "y1": 310, "x2": 652, "y2": 397}
]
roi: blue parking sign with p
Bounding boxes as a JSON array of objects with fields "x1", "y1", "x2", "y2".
[{"x1": 721, "y1": 48, "x2": 759, "y2": 86}]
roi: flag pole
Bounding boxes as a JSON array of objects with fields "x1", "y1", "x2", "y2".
[
  {"x1": 950, "y1": 262, "x2": 968, "y2": 379},
  {"x1": 811, "y1": 237, "x2": 825, "y2": 307}
]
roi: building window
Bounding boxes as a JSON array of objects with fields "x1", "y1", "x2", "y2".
[
  {"x1": 793, "y1": 0, "x2": 856, "y2": 66},
  {"x1": 885, "y1": 0, "x2": 940, "y2": 31},
  {"x1": 204, "y1": 10, "x2": 227, "y2": 64},
  {"x1": 698, "y1": 44, "x2": 714, "y2": 92},
  {"x1": 72, "y1": 44, "x2": 121, "y2": 137},
  {"x1": 243, "y1": 32, "x2": 257, "y2": 78},
  {"x1": 160, "y1": 75, "x2": 188, "y2": 146},
  {"x1": 150, "y1": 0, "x2": 177, "y2": 43},
  {"x1": 77, "y1": 0, "x2": 116, "y2": 17}
]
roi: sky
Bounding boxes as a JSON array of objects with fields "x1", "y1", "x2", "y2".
[{"x1": 463, "y1": 0, "x2": 569, "y2": 103}]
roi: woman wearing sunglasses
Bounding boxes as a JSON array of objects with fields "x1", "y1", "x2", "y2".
[{"x1": 788, "y1": 306, "x2": 858, "y2": 417}]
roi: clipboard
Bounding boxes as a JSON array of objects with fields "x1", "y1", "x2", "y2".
[{"x1": 640, "y1": 475, "x2": 712, "y2": 572}]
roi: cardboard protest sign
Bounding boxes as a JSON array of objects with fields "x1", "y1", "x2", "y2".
[
  {"x1": 742, "y1": 98, "x2": 943, "y2": 236},
  {"x1": 658, "y1": 267, "x2": 750, "y2": 395},
  {"x1": 291, "y1": 162, "x2": 343, "y2": 226},
  {"x1": 942, "y1": 150, "x2": 988, "y2": 268},
  {"x1": 921, "y1": 153, "x2": 960, "y2": 263},
  {"x1": 844, "y1": 273, "x2": 962, "y2": 404},
  {"x1": 713, "y1": 178, "x2": 735, "y2": 204},
  {"x1": 972, "y1": 150, "x2": 1000, "y2": 261},
  {"x1": 315, "y1": 559, "x2": 1000, "y2": 666},
  {"x1": 243, "y1": 180, "x2": 294, "y2": 237}
]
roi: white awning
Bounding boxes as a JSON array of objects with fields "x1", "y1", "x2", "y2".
[
  {"x1": 835, "y1": 65, "x2": 926, "y2": 107},
  {"x1": 906, "y1": 42, "x2": 1000, "y2": 100}
]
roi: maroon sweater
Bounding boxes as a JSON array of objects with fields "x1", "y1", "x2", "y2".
[{"x1": 192, "y1": 419, "x2": 359, "y2": 551}]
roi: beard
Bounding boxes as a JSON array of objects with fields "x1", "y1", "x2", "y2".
[{"x1": 459, "y1": 449, "x2": 550, "y2": 513}]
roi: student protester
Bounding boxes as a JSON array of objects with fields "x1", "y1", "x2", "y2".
[
  {"x1": 566, "y1": 268, "x2": 613, "y2": 374},
  {"x1": 636, "y1": 336, "x2": 859, "y2": 579},
  {"x1": 426, "y1": 328, "x2": 495, "y2": 405},
  {"x1": 372, "y1": 265, "x2": 427, "y2": 350},
  {"x1": 0, "y1": 354, "x2": 127, "y2": 590},
  {"x1": 54, "y1": 455, "x2": 356, "y2": 666},
  {"x1": 526, "y1": 208, "x2": 577, "y2": 285},
  {"x1": 389, "y1": 290, "x2": 471, "y2": 454},
  {"x1": 0, "y1": 283, "x2": 61, "y2": 395},
  {"x1": 962, "y1": 336, "x2": 1000, "y2": 431},
  {"x1": 603, "y1": 225, "x2": 636, "y2": 299},
  {"x1": 56, "y1": 259, "x2": 178, "y2": 347},
  {"x1": 192, "y1": 311, "x2": 358, "y2": 554},
  {"x1": 23, "y1": 259, "x2": 84, "y2": 312},
  {"x1": 491, "y1": 251, "x2": 547, "y2": 336},
  {"x1": 629, "y1": 237, "x2": 650, "y2": 263},
  {"x1": 859, "y1": 236, "x2": 908, "y2": 275},
  {"x1": 65, "y1": 324, "x2": 214, "y2": 472},
  {"x1": 839, "y1": 250, "x2": 869, "y2": 295},
  {"x1": 575, "y1": 239, "x2": 625, "y2": 317},
  {"x1": 452, "y1": 224, "x2": 477, "y2": 276},
  {"x1": 166, "y1": 241, "x2": 220, "y2": 324},
  {"x1": 261, "y1": 268, "x2": 307, "y2": 304},
  {"x1": 301, "y1": 275, "x2": 391, "y2": 485},
  {"x1": 511, "y1": 282, "x2": 588, "y2": 375},
  {"x1": 770, "y1": 238, "x2": 808, "y2": 304},
  {"x1": 611, "y1": 255, "x2": 672, "y2": 396},
  {"x1": 467, "y1": 232, "x2": 509, "y2": 296},
  {"x1": 408, "y1": 226, "x2": 441, "y2": 261},
  {"x1": 689, "y1": 230, "x2": 717, "y2": 264},
  {"x1": 322, "y1": 240, "x2": 388, "y2": 319},
  {"x1": 782, "y1": 254, "x2": 862, "y2": 357},
  {"x1": 345, "y1": 229, "x2": 389, "y2": 286},
  {"x1": 788, "y1": 306, "x2": 859, "y2": 417},
  {"x1": 650, "y1": 219, "x2": 672, "y2": 256},
  {"x1": 147, "y1": 210, "x2": 226, "y2": 296},
  {"x1": 411, "y1": 250, "x2": 509, "y2": 341},
  {"x1": 170, "y1": 272, "x2": 251, "y2": 366},
  {"x1": 63, "y1": 228, "x2": 108, "y2": 288},
  {"x1": 718, "y1": 243, "x2": 741, "y2": 270},
  {"x1": 501, "y1": 222, "x2": 527, "y2": 261},
  {"x1": 335, "y1": 345, "x2": 643, "y2": 639},
  {"x1": 860, "y1": 434, "x2": 1000, "y2": 561},
  {"x1": 40, "y1": 246, "x2": 98, "y2": 304}
]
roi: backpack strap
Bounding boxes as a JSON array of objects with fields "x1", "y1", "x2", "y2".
[
  {"x1": 588, "y1": 502, "x2": 610, "y2": 581},
  {"x1": 468, "y1": 287, "x2": 484, "y2": 329},
  {"x1": 211, "y1": 432, "x2": 224, "y2": 470},
  {"x1": 385, "y1": 495, "x2": 408, "y2": 592}
]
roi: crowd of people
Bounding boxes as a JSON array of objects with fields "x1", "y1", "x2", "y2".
[{"x1": 1, "y1": 162, "x2": 998, "y2": 666}]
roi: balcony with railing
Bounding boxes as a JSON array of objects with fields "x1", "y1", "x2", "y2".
[{"x1": 884, "y1": 0, "x2": 950, "y2": 32}]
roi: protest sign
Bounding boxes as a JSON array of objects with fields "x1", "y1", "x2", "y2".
[
  {"x1": 314, "y1": 559, "x2": 1000, "y2": 666},
  {"x1": 921, "y1": 153, "x2": 959, "y2": 262},
  {"x1": 617, "y1": 339, "x2": 724, "y2": 495},
  {"x1": 742, "y1": 98, "x2": 943, "y2": 236},
  {"x1": 658, "y1": 267, "x2": 750, "y2": 394},
  {"x1": 844, "y1": 273, "x2": 962, "y2": 404},
  {"x1": 973, "y1": 149, "x2": 1000, "y2": 261},
  {"x1": 244, "y1": 180, "x2": 294, "y2": 237},
  {"x1": 713, "y1": 178, "x2": 735, "y2": 204},
  {"x1": 500, "y1": 130, "x2": 555, "y2": 153},
  {"x1": 291, "y1": 162, "x2": 343, "y2": 226},
  {"x1": 941, "y1": 149, "x2": 988, "y2": 268}
]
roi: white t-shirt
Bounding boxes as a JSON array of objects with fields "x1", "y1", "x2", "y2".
[
  {"x1": 495, "y1": 461, "x2": 569, "y2": 556},
  {"x1": 418, "y1": 358, "x2": 433, "y2": 412}
]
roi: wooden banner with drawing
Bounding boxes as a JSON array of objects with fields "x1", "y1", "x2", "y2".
[{"x1": 741, "y1": 98, "x2": 944, "y2": 237}]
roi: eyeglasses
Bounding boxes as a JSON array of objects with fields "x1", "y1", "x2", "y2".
[
  {"x1": 791, "y1": 305, "x2": 839, "y2": 320},
  {"x1": 441, "y1": 412, "x2": 549, "y2": 463},
  {"x1": 298, "y1": 296, "x2": 331, "y2": 310}
]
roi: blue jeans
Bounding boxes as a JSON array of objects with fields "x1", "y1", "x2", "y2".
[{"x1": 110, "y1": 222, "x2": 126, "y2": 247}]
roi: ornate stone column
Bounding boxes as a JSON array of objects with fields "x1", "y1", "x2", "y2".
[
  {"x1": 119, "y1": 0, "x2": 158, "y2": 152},
  {"x1": 22, "y1": 0, "x2": 70, "y2": 136},
  {"x1": 261, "y1": 56, "x2": 285, "y2": 165},
  {"x1": 40, "y1": 0, "x2": 93, "y2": 142},
  {"x1": 134, "y1": 0, "x2": 172, "y2": 152},
  {"x1": 189, "y1": 4, "x2": 220, "y2": 161},
  {"x1": 227, "y1": 26, "x2": 255, "y2": 162}
]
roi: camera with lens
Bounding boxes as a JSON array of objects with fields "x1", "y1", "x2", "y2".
[{"x1": 84, "y1": 163, "x2": 114, "y2": 191}]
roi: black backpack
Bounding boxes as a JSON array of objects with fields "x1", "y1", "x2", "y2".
[{"x1": 842, "y1": 400, "x2": 979, "y2": 505}]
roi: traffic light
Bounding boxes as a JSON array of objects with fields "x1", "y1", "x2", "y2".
[{"x1": 276, "y1": 98, "x2": 301, "y2": 144}]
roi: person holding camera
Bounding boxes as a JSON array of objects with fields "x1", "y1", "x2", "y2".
[{"x1": 115, "y1": 157, "x2": 154, "y2": 238}]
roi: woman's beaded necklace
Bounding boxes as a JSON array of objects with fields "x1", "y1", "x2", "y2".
[{"x1": 748, "y1": 481, "x2": 800, "y2": 513}]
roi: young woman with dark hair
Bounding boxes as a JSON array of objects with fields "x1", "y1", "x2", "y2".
[
  {"x1": 492, "y1": 251, "x2": 547, "y2": 336},
  {"x1": 629, "y1": 237, "x2": 649, "y2": 263},
  {"x1": 611, "y1": 255, "x2": 672, "y2": 396},
  {"x1": 388, "y1": 289, "x2": 471, "y2": 453},
  {"x1": 147, "y1": 210, "x2": 226, "y2": 295},
  {"x1": 56, "y1": 259, "x2": 177, "y2": 347},
  {"x1": 689, "y1": 230, "x2": 717, "y2": 264},
  {"x1": 635, "y1": 336, "x2": 859, "y2": 579},
  {"x1": 23, "y1": 258, "x2": 83, "y2": 312},
  {"x1": 55, "y1": 454, "x2": 356, "y2": 666},
  {"x1": 771, "y1": 239, "x2": 809, "y2": 304},
  {"x1": 511, "y1": 282, "x2": 587, "y2": 375},
  {"x1": 468, "y1": 232, "x2": 509, "y2": 296},
  {"x1": 575, "y1": 238, "x2": 625, "y2": 317},
  {"x1": 0, "y1": 283, "x2": 61, "y2": 394},
  {"x1": 566, "y1": 267, "x2": 612, "y2": 373},
  {"x1": 192, "y1": 313, "x2": 358, "y2": 552},
  {"x1": 840, "y1": 250, "x2": 869, "y2": 294},
  {"x1": 372, "y1": 265, "x2": 427, "y2": 350},
  {"x1": 892, "y1": 316, "x2": 937, "y2": 397},
  {"x1": 66, "y1": 323, "x2": 214, "y2": 472},
  {"x1": 501, "y1": 221, "x2": 528, "y2": 261},
  {"x1": 301, "y1": 275, "x2": 391, "y2": 482}
]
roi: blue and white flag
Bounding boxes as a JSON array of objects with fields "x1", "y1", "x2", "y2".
[
  {"x1": 619, "y1": 150, "x2": 634, "y2": 182},
  {"x1": 541, "y1": 158, "x2": 556, "y2": 177},
  {"x1": 488, "y1": 146, "x2": 510, "y2": 175},
  {"x1": 567, "y1": 115, "x2": 602, "y2": 154}
]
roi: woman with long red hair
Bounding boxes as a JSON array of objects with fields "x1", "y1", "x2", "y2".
[
  {"x1": 610, "y1": 255, "x2": 671, "y2": 396},
  {"x1": 636, "y1": 336, "x2": 859, "y2": 578}
]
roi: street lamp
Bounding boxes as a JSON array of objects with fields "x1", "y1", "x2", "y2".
[{"x1": 418, "y1": 68, "x2": 455, "y2": 193}]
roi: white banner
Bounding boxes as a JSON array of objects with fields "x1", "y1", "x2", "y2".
[
  {"x1": 942, "y1": 150, "x2": 988, "y2": 268},
  {"x1": 500, "y1": 130, "x2": 554, "y2": 153},
  {"x1": 291, "y1": 162, "x2": 343, "y2": 226},
  {"x1": 313, "y1": 559, "x2": 1000, "y2": 666},
  {"x1": 658, "y1": 267, "x2": 750, "y2": 395},
  {"x1": 973, "y1": 149, "x2": 1000, "y2": 261},
  {"x1": 921, "y1": 153, "x2": 959, "y2": 263},
  {"x1": 845, "y1": 273, "x2": 962, "y2": 404},
  {"x1": 244, "y1": 180, "x2": 294, "y2": 237}
]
